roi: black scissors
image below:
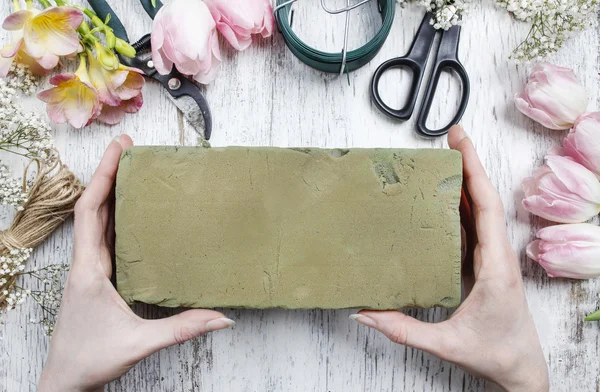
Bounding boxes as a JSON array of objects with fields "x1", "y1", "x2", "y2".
[
  {"x1": 370, "y1": 13, "x2": 470, "y2": 138},
  {"x1": 88, "y1": 0, "x2": 212, "y2": 140}
]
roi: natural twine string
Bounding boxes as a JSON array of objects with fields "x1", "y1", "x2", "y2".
[{"x1": 0, "y1": 152, "x2": 84, "y2": 307}]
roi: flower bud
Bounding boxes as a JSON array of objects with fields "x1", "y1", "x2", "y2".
[
  {"x1": 95, "y1": 41, "x2": 119, "y2": 70},
  {"x1": 527, "y1": 224, "x2": 600, "y2": 279},
  {"x1": 563, "y1": 112, "x2": 600, "y2": 179},
  {"x1": 515, "y1": 63, "x2": 588, "y2": 130},
  {"x1": 522, "y1": 155, "x2": 600, "y2": 223},
  {"x1": 115, "y1": 38, "x2": 136, "y2": 58},
  {"x1": 105, "y1": 30, "x2": 116, "y2": 49}
]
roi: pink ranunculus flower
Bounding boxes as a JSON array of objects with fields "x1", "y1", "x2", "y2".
[
  {"x1": 527, "y1": 223, "x2": 600, "y2": 279},
  {"x1": 151, "y1": 0, "x2": 221, "y2": 84},
  {"x1": 2, "y1": 6, "x2": 83, "y2": 72},
  {"x1": 37, "y1": 58, "x2": 101, "y2": 129},
  {"x1": 97, "y1": 93, "x2": 144, "y2": 125},
  {"x1": 563, "y1": 112, "x2": 600, "y2": 178},
  {"x1": 522, "y1": 155, "x2": 600, "y2": 223},
  {"x1": 204, "y1": 0, "x2": 274, "y2": 51},
  {"x1": 515, "y1": 63, "x2": 589, "y2": 130}
]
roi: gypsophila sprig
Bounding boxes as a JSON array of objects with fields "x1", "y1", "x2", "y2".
[
  {"x1": 0, "y1": 164, "x2": 27, "y2": 210},
  {"x1": 497, "y1": 0, "x2": 600, "y2": 62},
  {"x1": 0, "y1": 259, "x2": 69, "y2": 336},
  {"x1": 0, "y1": 65, "x2": 55, "y2": 164},
  {"x1": 395, "y1": 0, "x2": 469, "y2": 30},
  {"x1": 419, "y1": 0, "x2": 469, "y2": 30},
  {"x1": 0, "y1": 249, "x2": 33, "y2": 311}
]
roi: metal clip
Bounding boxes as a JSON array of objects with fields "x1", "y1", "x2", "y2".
[
  {"x1": 320, "y1": 0, "x2": 372, "y2": 76},
  {"x1": 275, "y1": 0, "x2": 373, "y2": 76},
  {"x1": 274, "y1": 0, "x2": 297, "y2": 28}
]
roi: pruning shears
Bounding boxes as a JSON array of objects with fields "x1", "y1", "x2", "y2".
[{"x1": 87, "y1": 0, "x2": 212, "y2": 140}]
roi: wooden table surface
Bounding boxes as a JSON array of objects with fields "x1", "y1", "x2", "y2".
[{"x1": 1, "y1": 1, "x2": 599, "y2": 391}]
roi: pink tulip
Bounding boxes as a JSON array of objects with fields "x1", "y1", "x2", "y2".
[
  {"x1": 515, "y1": 63, "x2": 588, "y2": 130},
  {"x1": 2, "y1": 6, "x2": 83, "y2": 72},
  {"x1": 205, "y1": 0, "x2": 274, "y2": 51},
  {"x1": 151, "y1": 0, "x2": 221, "y2": 84},
  {"x1": 527, "y1": 224, "x2": 600, "y2": 279},
  {"x1": 37, "y1": 58, "x2": 101, "y2": 129},
  {"x1": 563, "y1": 112, "x2": 600, "y2": 178},
  {"x1": 522, "y1": 155, "x2": 600, "y2": 223}
]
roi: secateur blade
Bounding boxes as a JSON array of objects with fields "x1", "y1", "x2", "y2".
[{"x1": 120, "y1": 34, "x2": 213, "y2": 141}]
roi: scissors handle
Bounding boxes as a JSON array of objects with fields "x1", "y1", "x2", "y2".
[
  {"x1": 370, "y1": 15, "x2": 436, "y2": 120},
  {"x1": 416, "y1": 25, "x2": 470, "y2": 138}
]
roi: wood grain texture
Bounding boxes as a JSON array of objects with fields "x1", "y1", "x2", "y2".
[{"x1": 0, "y1": 0, "x2": 599, "y2": 391}]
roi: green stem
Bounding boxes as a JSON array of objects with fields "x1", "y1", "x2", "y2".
[
  {"x1": 12, "y1": 0, "x2": 20, "y2": 11},
  {"x1": 585, "y1": 309, "x2": 600, "y2": 321},
  {"x1": 38, "y1": 0, "x2": 52, "y2": 8},
  {"x1": 54, "y1": 0, "x2": 67, "y2": 5}
]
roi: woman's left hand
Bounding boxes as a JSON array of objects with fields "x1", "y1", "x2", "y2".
[{"x1": 38, "y1": 135, "x2": 234, "y2": 392}]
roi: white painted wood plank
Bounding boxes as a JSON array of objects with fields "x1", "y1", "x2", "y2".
[{"x1": 0, "y1": 1, "x2": 599, "y2": 391}]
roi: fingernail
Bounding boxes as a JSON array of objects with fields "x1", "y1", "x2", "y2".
[
  {"x1": 349, "y1": 314, "x2": 377, "y2": 328},
  {"x1": 205, "y1": 317, "x2": 235, "y2": 332},
  {"x1": 112, "y1": 135, "x2": 121, "y2": 145}
]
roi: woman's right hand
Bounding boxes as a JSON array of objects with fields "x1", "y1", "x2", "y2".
[{"x1": 350, "y1": 125, "x2": 550, "y2": 391}]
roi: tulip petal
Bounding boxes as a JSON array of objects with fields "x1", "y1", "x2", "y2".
[
  {"x1": 522, "y1": 195, "x2": 599, "y2": 224},
  {"x1": 546, "y1": 156, "x2": 600, "y2": 204},
  {"x1": 526, "y1": 240, "x2": 541, "y2": 262},
  {"x1": 2, "y1": 10, "x2": 33, "y2": 31},
  {"x1": 536, "y1": 241, "x2": 600, "y2": 279},
  {"x1": 205, "y1": 0, "x2": 273, "y2": 50},
  {"x1": 537, "y1": 224, "x2": 600, "y2": 243},
  {"x1": 150, "y1": 21, "x2": 174, "y2": 75},
  {"x1": 515, "y1": 94, "x2": 564, "y2": 130},
  {"x1": 563, "y1": 113, "x2": 600, "y2": 178},
  {"x1": 151, "y1": 0, "x2": 221, "y2": 83}
]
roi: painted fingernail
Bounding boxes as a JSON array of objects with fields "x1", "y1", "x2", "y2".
[
  {"x1": 349, "y1": 314, "x2": 377, "y2": 328},
  {"x1": 205, "y1": 317, "x2": 235, "y2": 332}
]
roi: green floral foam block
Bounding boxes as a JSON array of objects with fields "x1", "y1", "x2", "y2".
[{"x1": 115, "y1": 146, "x2": 462, "y2": 309}]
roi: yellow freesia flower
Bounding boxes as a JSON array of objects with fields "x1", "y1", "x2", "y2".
[{"x1": 1, "y1": 6, "x2": 83, "y2": 74}]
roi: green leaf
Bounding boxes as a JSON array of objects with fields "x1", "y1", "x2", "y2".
[
  {"x1": 584, "y1": 309, "x2": 600, "y2": 321},
  {"x1": 151, "y1": 0, "x2": 157, "y2": 7}
]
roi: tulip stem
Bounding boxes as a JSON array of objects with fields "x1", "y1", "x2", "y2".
[
  {"x1": 38, "y1": 0, "x2": 52, "y2": 8},
  {"x1": 585, "y1": 309, "x2": 600, "y2": 321},
  {"x1": 54, "y1": 0, "x2": 67, "y2": 5},
  {"x1": 12, "y1": 0, "x2": 20, "y2": 11}
]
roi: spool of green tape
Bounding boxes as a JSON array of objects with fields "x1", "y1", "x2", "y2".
[{"x1": 275, "y1": 0, "x2": 396, "y2": 74}]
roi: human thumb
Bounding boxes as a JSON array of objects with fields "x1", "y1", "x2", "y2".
[
  {"x1": 350, "y1": 310, "x2": 452, "y2": 359},
  {"x1": 139, "y1": 309, "x2": 234, "y2": 355}
]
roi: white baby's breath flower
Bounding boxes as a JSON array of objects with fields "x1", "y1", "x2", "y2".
[
  {"x1": 497, "y1": 0, "x2": 600, "y2": 61},
  {"x1": 0, "y1": 66, "x2": 55, "y2": 165},
  {"x1": 416, "y1": 0, "x2": 470, "y2": 30}
]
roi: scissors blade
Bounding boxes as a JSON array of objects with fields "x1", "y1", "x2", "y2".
[
  {"x1": 166, "y1": 93, "x2": 212, "y2": 141},
  {"x1": 152, "y1": 72, "x2": 213, "y2": 141}
]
